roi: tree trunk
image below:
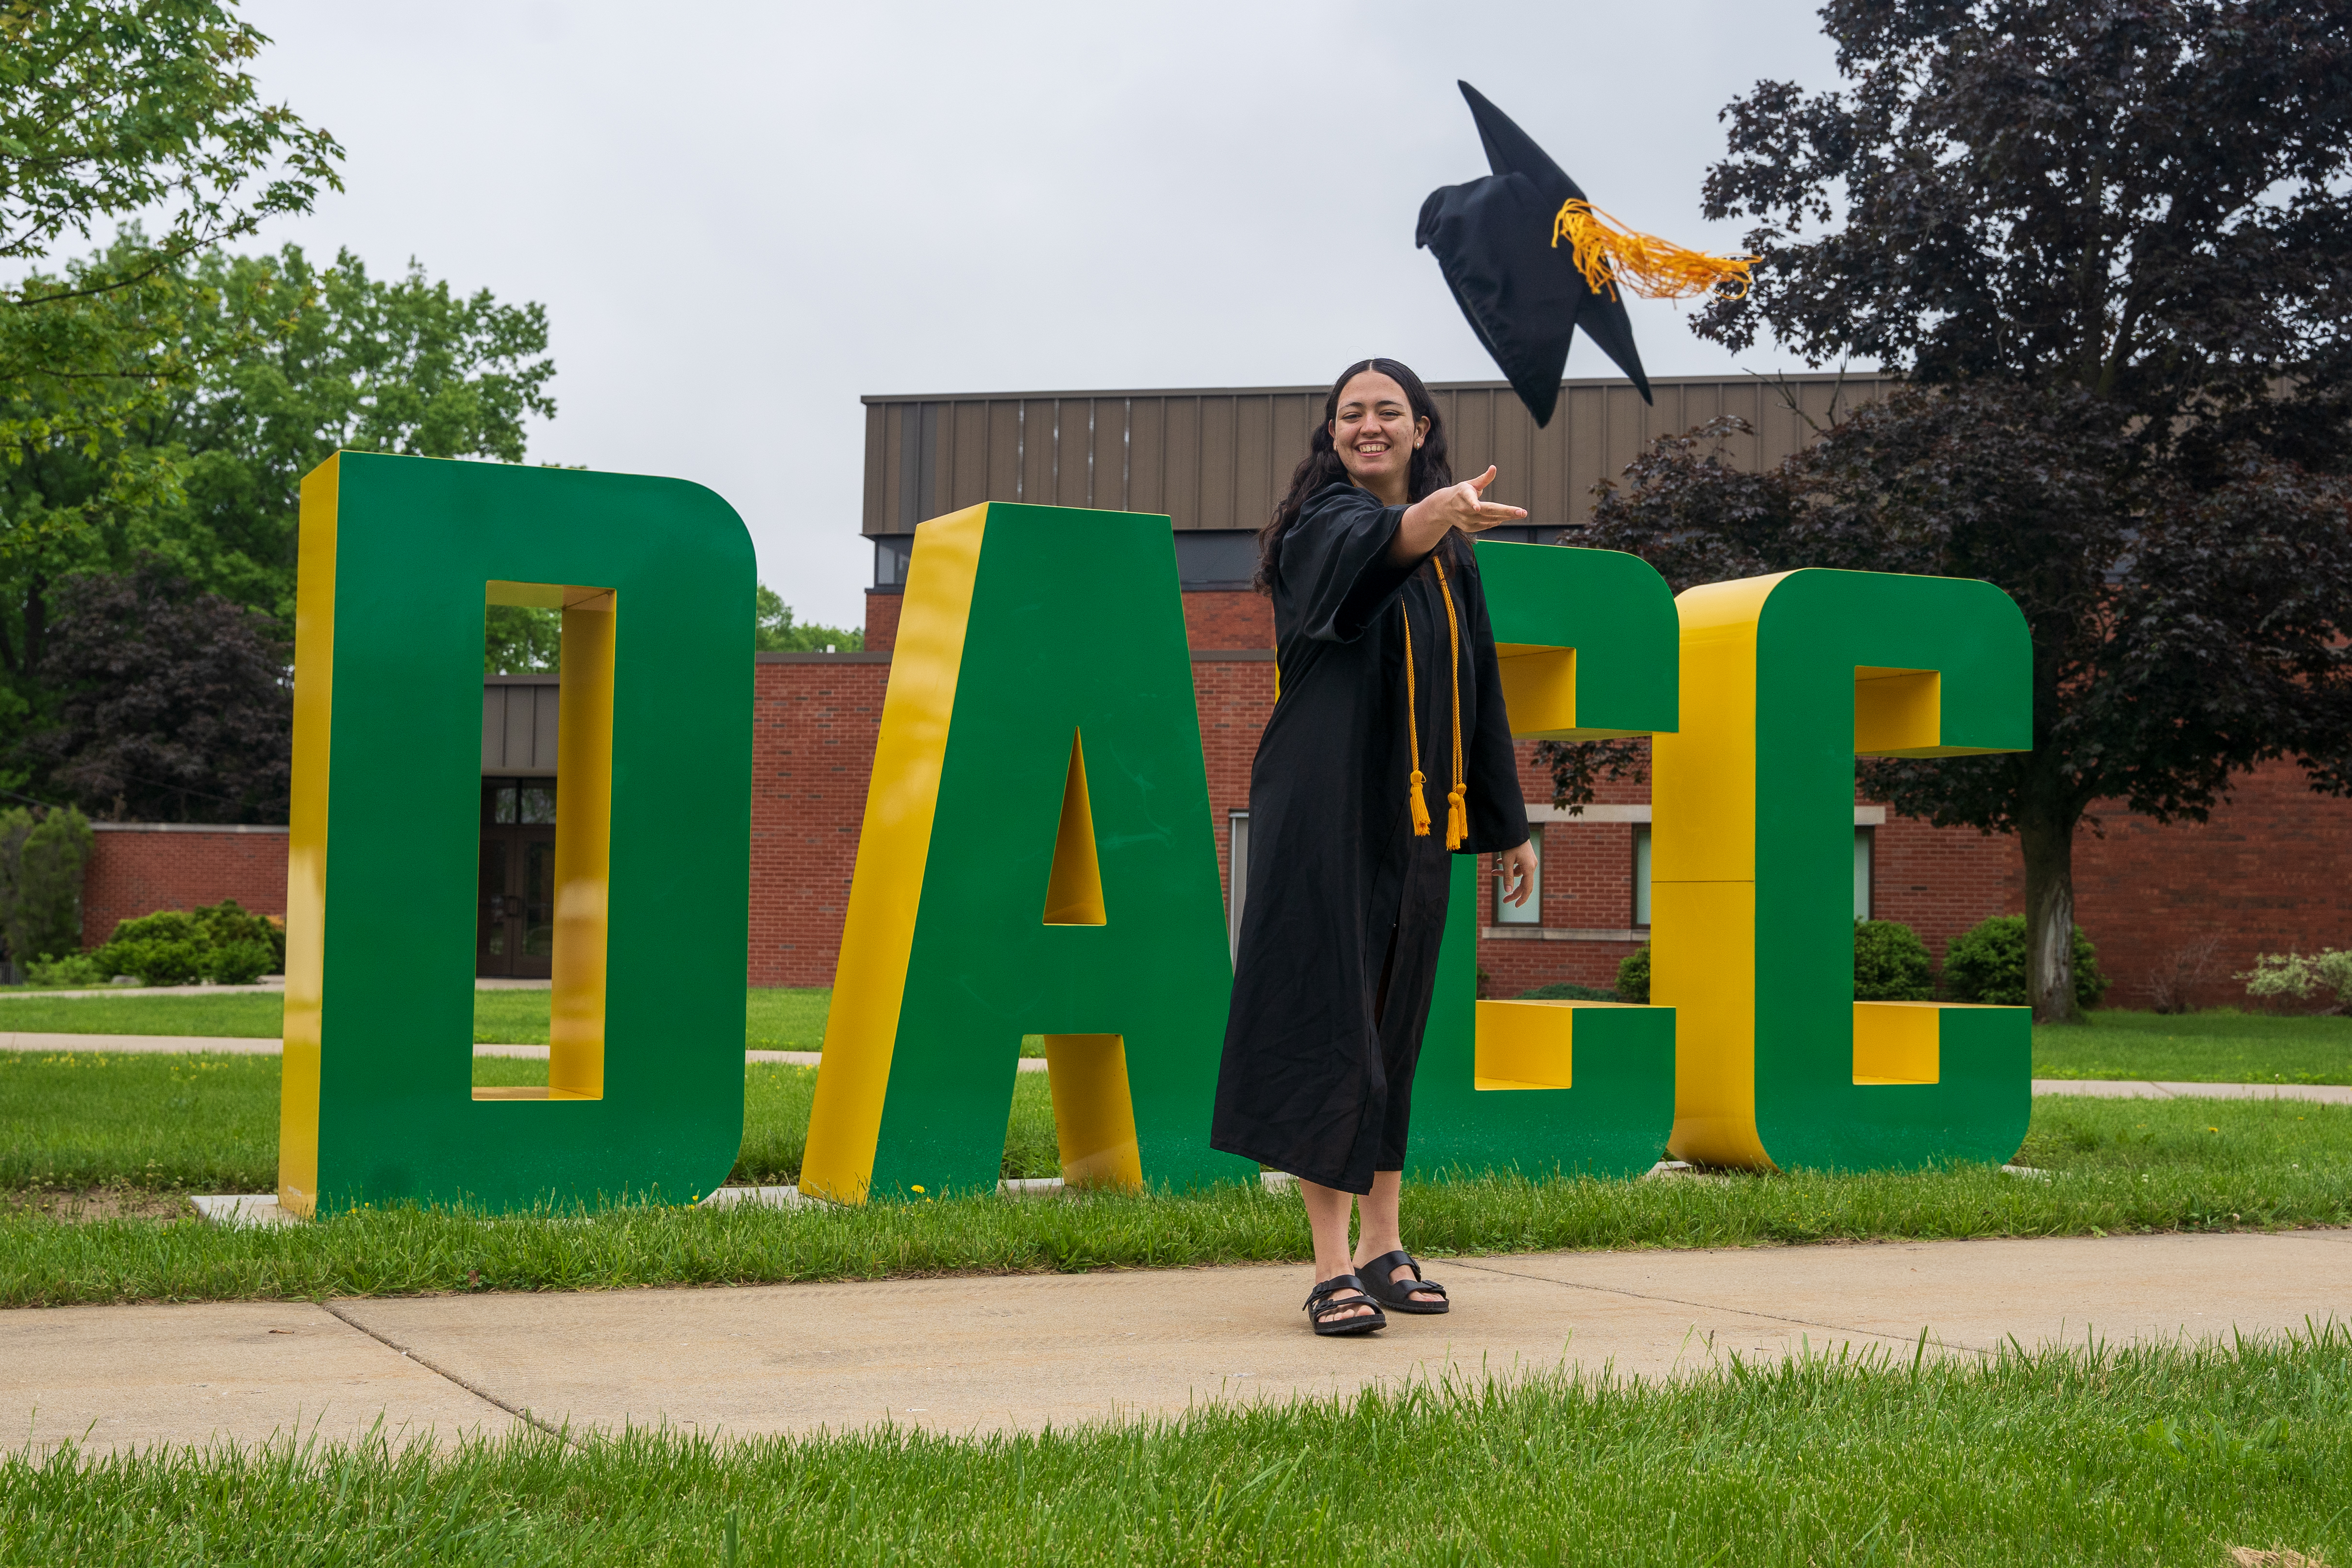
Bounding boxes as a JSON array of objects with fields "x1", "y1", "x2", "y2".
[{"x1": 2018, "y1": 804, "x2": 2081, "y2": 1023}]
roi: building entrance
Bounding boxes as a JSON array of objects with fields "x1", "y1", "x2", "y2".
[{"x1": 479, "y1": 778, "x2": 556, "y2": 979}]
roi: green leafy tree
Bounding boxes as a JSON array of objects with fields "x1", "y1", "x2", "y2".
[
  {"x1": 1, "y1": 0, "x2": 342, "y2": 543},
  {"x1": 0, "y1": 240, "x2": 554, "y2": 789},
  {"x1": 1552, "y1": 0, "x2": 2352, "y2": 1022},
  {"x1": 0, "y1": 801, "x2": 90, "y2": 967},
  {"x1": 754, "y1": 584, "x2": 862, "y2": 652}
]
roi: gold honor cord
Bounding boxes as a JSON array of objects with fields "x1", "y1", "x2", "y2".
[
  {"x1": 1400, "y1": 558, "x2": 1471, "y2": 850},
  {"x1": 1551, "y1": 199, "x2": 1759, "y2": 302}
]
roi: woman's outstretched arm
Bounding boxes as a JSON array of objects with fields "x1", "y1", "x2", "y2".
[{"x1": 1385, "y1": 466, "x2": 1528, "y2": 565}]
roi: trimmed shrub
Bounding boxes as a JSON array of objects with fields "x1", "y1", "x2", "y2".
[
  {"x1": 203, "y1": 938, "x2": 276, "y2": 985},
  {"x1": 1853, "y1": 918, "x2": 1935, "y2": 1001},
  {"x1": 100, "y1": 937, "x2": 205, "y2": 986},
  {"x1": 1616, "y1": 947, "x2": 1651, "y2": 1004},
  {"x1": 90, "y1": 900, "x2": 285, "y2": 986},
  {"x1": 1518, "y1": 981, "x2": 1620, "y2": 1001},
  {"x1": 1944, "y1": 914, "x2": 2107, "y2": 1008}
]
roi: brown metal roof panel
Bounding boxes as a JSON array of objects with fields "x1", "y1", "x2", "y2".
[
  {"x1": 1127, "y1": 395, "x2": 1166, "y2": 516},
  {"x1": 1163, "y1": 397, "x2": 1200, "y2": 527},
  {"x1": 859, "y1": 371, "x2": 1885, "y2": 404},
  {"x1": 1195, "y1": 396, "x2": 1237, "y2": 530}
]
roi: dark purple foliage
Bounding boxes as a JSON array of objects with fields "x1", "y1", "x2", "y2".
[{"x1": 21, "y1": 561, "x2": 291, "y2": 823}]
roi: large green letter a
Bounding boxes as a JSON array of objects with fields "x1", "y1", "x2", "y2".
[{"x1": 801, "y1": 504, "x2": 1251, "y2": 1203}]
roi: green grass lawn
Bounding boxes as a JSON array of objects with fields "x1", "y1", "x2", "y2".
[
  {"x1": 2035, "y1": 1007, "x2": 2352, "y2": 1083},
  {"x1": 6, "y1": 992, "x2": 2348, "y2": 1083},
  {"x1": 0, "y1": 987, "x2": 835, "y2": 1047},
  {"x1": 0, "y1": 1050, "x2": 1066, "y2": 1194},
  {"x1": 4, "y1": 1331, "x2": 2346, "y2": 1567},
  {"x1": 3, "y1": 1044, "x2": 2348, "y2": 1304}
]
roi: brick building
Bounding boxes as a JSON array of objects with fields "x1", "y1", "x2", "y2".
[{"x1": 77, "y1": 372, "x2": 2352, "y2": 1009}]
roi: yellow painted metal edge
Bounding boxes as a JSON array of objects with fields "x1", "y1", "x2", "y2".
[
  {"x1": 1042, "y1": 730, "x2": 1107, "y2": 925},
  {"x1": 278, "y1": 454, "x2": 340, "y2": 1218},
  {"x1": 1655, "y1": 573, "x2": 1784, "y2": 1171},
  {"x1": 1042, "y1": 1033, "x2": 1142, "y2": 1190},
  {"x1": 550, "y1": 590, "x2": 616, "y2": 1099},
  {"x1": 800, "y1": 503, "x2": 988, "y2": 1204}
]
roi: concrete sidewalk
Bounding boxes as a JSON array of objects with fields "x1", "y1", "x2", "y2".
[{"x1": 6, "y1": 1229, "x2": 2346, "y2": 1458}]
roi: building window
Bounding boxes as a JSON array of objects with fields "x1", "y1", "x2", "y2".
[
  {"x1": 872, "y1": 534, "x2": 915, "y2": 589},
  {"x1": 1632, "y1": 823, "x2": 1652, "y2": 928},
  {"x1": 1227, "y1": 810, "x2": 1250, "y2": 962},
  {"x1": 1854, "y1": 826, "x2": 1874, "y2": 920},
  {"x1": 1495, "y1": 825, "x2": 1541, "y2": 924}
]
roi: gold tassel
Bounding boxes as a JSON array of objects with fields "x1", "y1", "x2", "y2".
[
  {"x1": 1552, "y1": 199, "x2": 1758, "y2": 303},
  {"x1": 1402, "y1": 604, "x2": 1431, "y2": 837},
  {"x1": 1435, "y1": 558, "x2": 1469, "y2": 852}
]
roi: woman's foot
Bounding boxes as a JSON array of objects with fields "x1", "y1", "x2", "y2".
[
  {"x1": 1354, "y1": 1248, "x2": 1448, "y2": 1312},
  {"x1": 1303, "y1": 1274, "x2": 1385, "y2": 1335}
]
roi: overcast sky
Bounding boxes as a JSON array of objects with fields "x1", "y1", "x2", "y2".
[{"x1": 236, "y1": 0, "x2": 1849, "y2": 629}]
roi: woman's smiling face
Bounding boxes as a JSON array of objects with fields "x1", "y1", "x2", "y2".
[{"x1": 1330, "y1": 371, "x2": 1425, "y2": 500}]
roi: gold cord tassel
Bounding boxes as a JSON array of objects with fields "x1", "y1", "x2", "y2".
[
  {"x1": 1551, "y1": 199, "x2": 1758, "y2": 302},
  {"x1": 1435, "y1": 558, "x2": 1468, "y2": 851},
  {"x1": 1401, "y1": 605, "x2": 1431, "y2": 836}
]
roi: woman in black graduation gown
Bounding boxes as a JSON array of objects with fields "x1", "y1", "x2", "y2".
[{"x1": 1211, "y1": 358, "x2": 1537, "y2": 1335}]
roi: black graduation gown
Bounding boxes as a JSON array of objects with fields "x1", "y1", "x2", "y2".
[{"x1": 1210, "y1": 481, "x2": 1530, "y2": 1194}]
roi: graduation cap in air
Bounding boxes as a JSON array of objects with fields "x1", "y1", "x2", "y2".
[{"x1": 1416, "y1": 81, "x2": 1756, "y2": 426}]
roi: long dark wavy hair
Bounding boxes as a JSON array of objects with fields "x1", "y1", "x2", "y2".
[{"x1": 1255, "y1": 357, "x2": 1455, "y2": 593}]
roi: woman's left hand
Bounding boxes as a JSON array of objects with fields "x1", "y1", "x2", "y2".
[{"x1": 1497, "y1": 839, "x2": 1538, "y2": 908}]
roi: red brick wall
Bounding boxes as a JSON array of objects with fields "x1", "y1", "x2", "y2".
[
  {"x1": 1183, "y1": 591, "x2": 1273, "y2": 650},
  {"x1": 82, "y1": 827, "x2": 288, "y2": 949},
  {"x1": 748, "y1": 657, "x2": 890, "y2": 986},
  {"x1": 2045, "y1": 761, "x2": 2352, "y2": 1011},
  {"x1": 864, "y1": 590, "x2": 901, "y2": 653},
  {"x1": 1192, "y1": 656, "x2": 1276, "y2": 907}
]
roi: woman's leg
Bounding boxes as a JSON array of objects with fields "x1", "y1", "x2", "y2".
[
  {"x1": 1352, "y1": 1170, "x2": 1444, "y2": 1304},
  {"x1": 1298, "y1": 1178, "x2": 1375, "y2": 1325}
]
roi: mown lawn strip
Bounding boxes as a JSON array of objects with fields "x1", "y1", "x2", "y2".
[
  {"x1": 4, "y1": 1330, "x2": 2346, "y2": 1566},
  {"x1": 2, "y1": 1096, "x2": 2346, "y2": 1307}
]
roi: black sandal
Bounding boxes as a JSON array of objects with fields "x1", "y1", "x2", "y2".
[
  {"x1": 1357, "y1": 1250, "x2": 1449, "y2": 1314},
  {"x1": 1303, "y1": 1273, "x2": 1386, "y2": 1336}
]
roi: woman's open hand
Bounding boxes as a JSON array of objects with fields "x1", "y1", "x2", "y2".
[
  {"x1": 1497, "y1": 838, "x2": 1538, "y2": 909},
  {"x1": 1389, "y1": 467, "x2": 1529, "y2": 564}
]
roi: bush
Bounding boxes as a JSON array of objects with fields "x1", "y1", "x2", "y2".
[
  {"x1": 1943, "y1": 915, "x2": 2107, "y2": 1008},
  {"x1": 24, "y1": 951, "x2": 106, "y2": 988},
  {"x1": 98, "y1": 936, "x2": 205, "y2": 985},
  {"x1": 189, "y1": 899, "x2": 285, "y2": 971},
  {"x1": 2236, "y1": 949, "x2": 2352, "y2": 1009},
  {"x1": 88, "y1": 900, "x2": 285, "y2": 986},
  {"x1": 1616, "y1": 947, "x2": 1651, "y2": 1004},
  {"x1": 1853, "y1": 918, "x2": 1935, "y2": 1001},
  {"x1": 202, "y1": 938, "x2": 276, "y2": 985},
  {"x1": 1518, "y1": 981, "x2": 1620, "y2": 1001}
]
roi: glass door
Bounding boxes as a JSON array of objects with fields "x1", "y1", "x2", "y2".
[{"x1": 478, "y1": 779, "x2": 557, "y2": 978}]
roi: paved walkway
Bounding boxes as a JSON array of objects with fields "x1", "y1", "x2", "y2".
[{"x1": 5, "y1": 1230, "x2": 2346, "y2": 1457}]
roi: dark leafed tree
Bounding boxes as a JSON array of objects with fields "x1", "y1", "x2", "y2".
[
  {"x1": 22, "y1": 558, "x2": 290, "y2": 821},
  {"x1": 1554, "y1": 0, "x2": 2352, "y2": 1021}
]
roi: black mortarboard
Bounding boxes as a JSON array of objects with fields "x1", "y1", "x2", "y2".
[{"x1": 1417, "y1": 82, "x2": 1653, "y2": 424}]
